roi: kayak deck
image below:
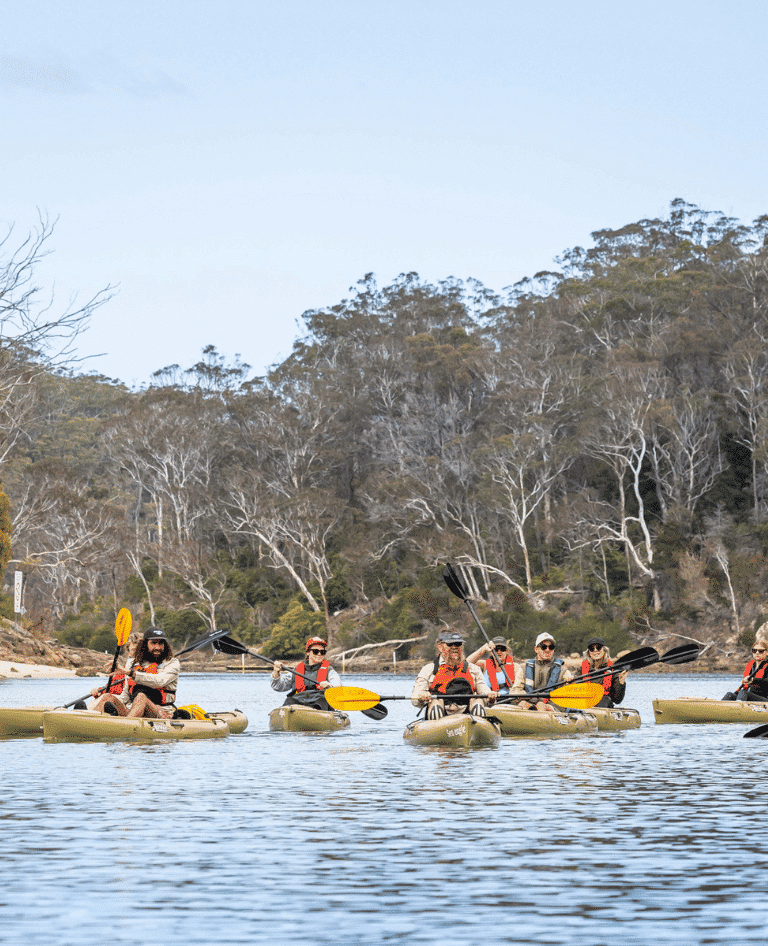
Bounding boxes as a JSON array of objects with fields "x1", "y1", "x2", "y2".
[
  {"x1": 1, "y1": 706, "x2": 247, "y2": 738},
  {"x1": 43, "y1": 710, "x2": 230, "y2": 742},
  {"x1": 491, "y1": 704, "x2": 598, "y2": 737},
  {"x1": 653, "y1": 697, "x2": 768, "y2": 725},
  {"x1": 588, "y1": 706, "x2": 641, "y2": 732},
  {"x1": 269, "y1": 705, "x2": 351, "y2": 732},
  {"x1": 403, "y1": 713, "x2": 501, "y2": 748}
]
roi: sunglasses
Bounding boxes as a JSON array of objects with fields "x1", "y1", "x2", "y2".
[
  {"x1": 494, "y1": 646, "x2": 507, "y2": 652},
  {"x1": 753, "y1": 648, "x2": 766, "y2": 655},
  {"x1": 538, "y1": 643, "x2": 555, "y2": 651},
  {"x1": 309, "y1": 649, "x2": 327, "y2": 656},
  {"x1": 588, "y1": 644, "x2": 604, "y2": 652}
]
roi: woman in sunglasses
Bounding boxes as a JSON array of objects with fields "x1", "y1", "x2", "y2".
[
  {"x1": 725, "y1": 637, "x2": 768, "y2": 702},
  {"x1": 467, "y1": 636, "x2": 520, "y2": 695},
  {"x1": 581, "y1": 637, "x2": 628, "y2": 707},
  {"x1": 271, "y1": 636, "x2": 341, "y2": 711},
  {"x1": 519, "y1": 632, "x2": 572, "y2": 712}
]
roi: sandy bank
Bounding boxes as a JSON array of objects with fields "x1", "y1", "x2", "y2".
[{"x1": 0, "y1": 660, "x2": 77, "y2": 680}]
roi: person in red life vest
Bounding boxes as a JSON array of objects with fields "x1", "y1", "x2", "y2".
[
  {"x1": 725, "y1": 638, "x2": 768, "y2": 702},
  {"x1": 91, "y1": 627, "x2": 180, "y2": 718},
  {"x1": 271, "y1": 636, "x2": 341, "y2": 712},
  {"x1": 87, "y1": 630, "x2": 144, "y2": 703},
  {"x1": 467, "y1": 636, "x2": 520, "y2": 695},
  {"x1": 411, "y1": 630, "x2": 495, "y2": 720},
  {"x1": 580, "y1": 637, "x2": 627, "y2": 708}
]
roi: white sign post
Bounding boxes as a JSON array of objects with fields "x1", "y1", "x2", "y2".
[{"x1": 14, "y1": 570, "x2": 23, "y2": 621}]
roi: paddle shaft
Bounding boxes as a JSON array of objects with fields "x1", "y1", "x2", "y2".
[{"x1": 442, "y1": 564, "x2": 515, "y2": 690}]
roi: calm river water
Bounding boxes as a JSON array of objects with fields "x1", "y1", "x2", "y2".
[{"x1": 1, "y1": 669, "x2": 767, "y2": 946}]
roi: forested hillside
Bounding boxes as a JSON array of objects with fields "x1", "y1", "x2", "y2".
[{"x1": 3, "y1": 200, "x2": 768, "y2": 662}]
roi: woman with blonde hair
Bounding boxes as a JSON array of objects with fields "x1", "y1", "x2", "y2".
[
  {"x1": 581, "y1": 637, "x2": 628, "y2": 708},
  {"x1": 727, "y1": 637, "x2": 768, "y2": 702}
]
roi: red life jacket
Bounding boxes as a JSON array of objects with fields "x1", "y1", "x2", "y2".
[
  {"x1": 107, "y1": 671, "x2": 127, "y2": 695},
  {"x1": 294, "y1": 660, "x2": 329, "y2": 692},
  {"x1": 582, "y1": 658, "x2": 614, "y2": 696},
  {"x1": 430, "y1": 660, "x2": 476, "y2": 695},
  {"x1": 485, "y1": 655, "x2": 515, "y2": 691},
  {"x1": 131, "y1": 662, "x2": 172, "y2": 705},
  {"x1": 743, "y1": 659, "x2": 768, "y2": 694}
]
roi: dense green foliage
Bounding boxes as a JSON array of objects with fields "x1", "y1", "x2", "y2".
[{"x1": 5, "y1": 201, "x2": 768, "y2": 659}]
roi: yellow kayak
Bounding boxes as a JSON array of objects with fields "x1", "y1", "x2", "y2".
[
  {"x1": 269, "y1": 705, "x2": 351, "y2": 732},
  {"x1": 1, "y1": 706, "x2": 247, "y2": 738},
  {"x1": 491, "y1": 704, "x2": 598, "y2": 737}
]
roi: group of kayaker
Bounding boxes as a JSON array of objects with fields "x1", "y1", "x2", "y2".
[
  {"x1": 268, "y1": 629, "x2": 629, "y2": 719},
  {"x1": 90, "y1": 626, "x2": 180, "y2": 719}
]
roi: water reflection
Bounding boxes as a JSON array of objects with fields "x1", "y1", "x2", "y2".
[{"x1": 1, "y1": 671, "x2": 768, "y2": 944}]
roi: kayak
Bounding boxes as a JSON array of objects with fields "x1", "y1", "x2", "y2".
[
  {"x1": 653, "y1": 697, "x2": 768, "y2": 725},
  {"x1": 0, "y1": 706, "x2": 247, "y2": 738},
  {"x1": 43, "y1": 710, "x2": 231, "y2": 742},
  {"x1": 403, "y1": 713, "x2": 501, "y2": 748},
  {"x1": 0, "y1": 705, "x2": 50, "y2": 738},
  {"x1": 269, "y1": 704, "x2": 351, "y2": 732},
  {"x1": 588, "y1": 706, "x2": 641, "y2": 732},
  {"x1": 491, "y1": 704, "x2": 598, "y2": 737}
]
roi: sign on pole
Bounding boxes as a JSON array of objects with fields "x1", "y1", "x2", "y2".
[{"x1": 14, "y1": 570, "x2": 23, "y2": 614}]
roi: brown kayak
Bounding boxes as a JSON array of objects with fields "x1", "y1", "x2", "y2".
[
  {"x1": 43, "y1": 709, "x2": 231, "y2": 742},
  {"x1": 0, "y1": 706, "x2": 247, "y2": 738},
  {"x1": 491, "y1": 704, "x2": 598, "y2": 737}
]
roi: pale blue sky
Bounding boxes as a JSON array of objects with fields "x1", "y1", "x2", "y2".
[{"x1": 3, "y1": 0, "x2": 767, "y2": 386}]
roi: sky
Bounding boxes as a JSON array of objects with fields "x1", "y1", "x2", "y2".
[{"x1": 2, "y1": 0, "x2": 768, "y2": 388}]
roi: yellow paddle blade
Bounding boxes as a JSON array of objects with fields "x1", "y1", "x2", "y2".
[
  {"x1": 548, "y1": 681, "x2": 604, "y2": 709},
  {"x1": 324, "y1": 686, "x2": 381, "y2": 712},
  {"x1": 114, "y1": 608, "x2": 133, "y2": 646}
]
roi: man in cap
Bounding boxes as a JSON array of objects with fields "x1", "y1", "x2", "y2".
[
  {"x1": 467, "y1": 636, "x2": 520, "y2": 695},
  {"x1": 271, "y1": 635, "x2": 342, "y2": 711},
  {"x1": 411, "y1": 630, "x2": 495, "y2": 720},
  {"x1": 519, "y1": 632, "x2": 572, "y2": 712},
  {"x1": 91, "y1": 626, "x2": 180, "y2": 718}
]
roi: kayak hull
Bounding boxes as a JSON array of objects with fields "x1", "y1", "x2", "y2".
[
  {"x1": 0, "y1": 705, "x2": 52, "y2": 738},
  {"x1": 269, "y1": 705, "x2": 351, "y2": 732},
  {"x1": 653, "y1": 697, "x2": 768, "y2": 725},
  {"x1": 588, "y1": 706, "x2": 641, "y2": 732},
  {"x1": 491, "y1": 704, "x2": 598, "y2": 737},
  {"x1": 1, "y1": 707, "x2": 246, "y2": 738},
  {"x1": 43, "y1": 710, "x2": 230, "y2": 741},
  {"x1": 403, "y1": 714, "x2": 501, "y2": 748}
]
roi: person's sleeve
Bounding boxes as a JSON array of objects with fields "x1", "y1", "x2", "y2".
[
  {"x1": 609, "y1": 673, "x2": 626, "y2": 705},
  {"x1": 471, "y1": 663, "x2": 491, "y2": 697},
  {"x1": 133, "y1": 657, "x2": 179, "y2": 689},
  {"x1": 327, "y1": 667, "x2": 342, "y2": 687},
  {"x1": 271, "y1": 672, "x2": 294, "y2": 692},
  {"x1": 411, "y1": 665, "x2": 432, "y2": 706}
]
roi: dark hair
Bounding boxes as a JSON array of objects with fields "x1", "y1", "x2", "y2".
[{"x1": 136, "y1": 636, "x2": 173, "y2": 664}]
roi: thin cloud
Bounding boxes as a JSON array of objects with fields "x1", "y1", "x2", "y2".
[{"x1": 0, "y1": 53, "x2": 87, "y2": 93}]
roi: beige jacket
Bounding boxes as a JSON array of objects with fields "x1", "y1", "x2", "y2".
[{"x1": 411, "y1": 658, "x2": 491, "y2": 707}]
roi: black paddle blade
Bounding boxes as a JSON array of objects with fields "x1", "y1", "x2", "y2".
[
  {"x1": 659, "y1": 643, "x2": 701, "y2": 665},
  {"x1": 442, "y1": 563, "x2": 469, "y2": 601},
  {"x1": 177, "y1": 628, "x2": 233, "y2": 658},
  {"x1": 212, "y1": 634, "x2": 249, "y2": 657},
  {"x1": 362, "y1": 703, "x2": 388, "y2": 721},
  {"x1": 744, "y1": 723, "x2": 768, "y2": 738},
  {"x1": 612, "y1": 646, "x2": 659, "y2": 672}
]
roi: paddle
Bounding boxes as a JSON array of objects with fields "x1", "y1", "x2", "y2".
[
  {"x1": 324, "y1": 680, "x2": 606, "y2": 713},
  {"x1": 212, "y1": 634, "x2": 389, "y2": 720},
  {"x1": 103, "y1": 608, "x2": 132, "y2": 694},
  {"x1": 565, "y1": 642, "x2": 701, "y2": 692},
  {"x1": 744, "y1": 722, "x2": 768, "y2": 738},
  {"x1": 442, "y1": 563, "x2": 515, "y2": 690}
]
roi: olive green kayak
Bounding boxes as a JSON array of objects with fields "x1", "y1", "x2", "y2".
[
  {"x1": 653, "y1": 697, "x2": 768, "y2": 724},
  {"x1": 491, "y1": 704, "x2": 598, "y2": 737},
  {"x1": 0, "y1": 706, "x2": 51, "y2": 738},
  {"x1": 1, "y1": 706, "x2": 246, "y2": 738},
  {"x1": 588, "y1": 706, "x2": 641, "y2": 732},
  {"x1": 269, "y1": 704, "x2": 351, "y2": 732},
  {"x1": 403, "y1": 713, "x2": 501, "y2": 748},
  {"x1": 42, "y1": 710, "x2": 230, "y2": 742}
]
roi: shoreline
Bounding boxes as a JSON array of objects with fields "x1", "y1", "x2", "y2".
[{"x1": 0, "y1": 660, "x2": 78, "y2": 680}]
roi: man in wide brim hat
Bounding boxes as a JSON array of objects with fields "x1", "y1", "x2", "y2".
[{"x1": 411, "y1": 630, "x2": 494, "y2": 719}]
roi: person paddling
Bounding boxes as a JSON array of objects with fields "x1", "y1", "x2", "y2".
[
  {"x1": 91, "y1": 627, "x2": 180, "y2": 718},
  {"x1": 467, "y1": 636, "x2": 519, "y2": 695},
  {"x1": 411, "y1": 630, "x2": 495, "y2": 720},
  {"x1": 519, "y1": 632, "x2": 572, "y2": 712},
  {"x1": 724, "y1": 637, "x2": 768, "y2": 702},
  {"x1": 271, "y1": 636, "x2": 341, "y2": 712},
  {"x1": 581, "y1": 637, "x2": 627, "y2": 708}
]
